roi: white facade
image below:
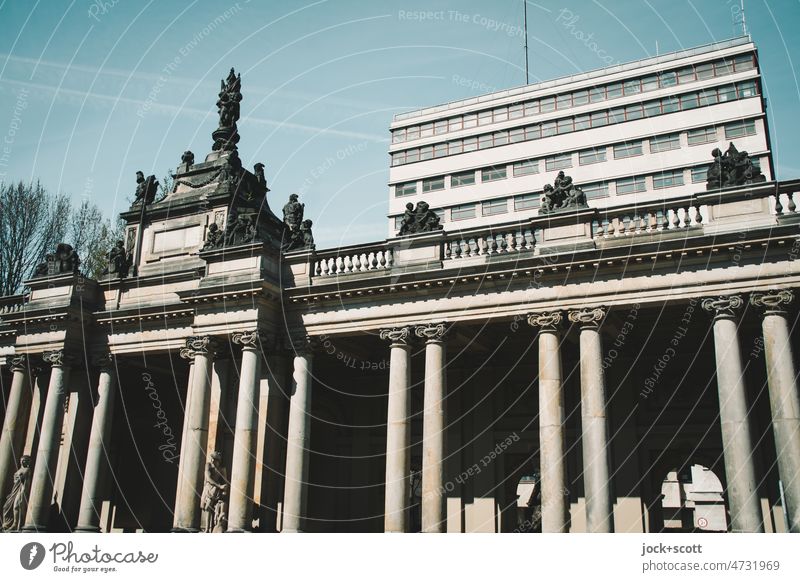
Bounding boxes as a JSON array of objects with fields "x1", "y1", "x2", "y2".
[{"x1": 387, "y1": 37, "x2": 770, "y2": 235}]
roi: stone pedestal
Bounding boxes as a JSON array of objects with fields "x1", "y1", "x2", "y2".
[
  {"x1": 76, "y1": 355, "x2": 117, "y2": 532},
  {"x1": 568, "y1": 308, "x2": 614, "y2": 533},
  {"x1": 282, "y1": 341, "x2": 313, "y2": 533},
  {"x1": 24, "y1": 350, "x2": 71, "y2": 532},
  {"x1": 173, "y1": 336, "x2": 216, "y2": 532},
  {"x1": 528, "y1": 312, "x2": 568, "y2": 533},
  {"x1": 380, "y1": 327, "x2": 412, "y2": 533},
  {"x1": 702, "y1": 296, "x2": 763, "y2": 532},
  {"x1": 0, "y1": 355, "x2": 32, "y2": 508},
  {"x1": 227, "y1": 332, "x2": 263, "y2": 532},
  {"x1": 751, "y1": 291, "x2": 800, "y2": 532},
  {"x1": 415, "y1": 323, "x2": 449, "y2": 533}
]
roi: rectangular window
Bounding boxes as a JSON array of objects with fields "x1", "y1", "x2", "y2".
[
  {"x1": 625, "y1": 104, "x2": 643, "y2": 120},
  {"x1": 478, "y1": 134, "x2": 493, "y2": 150},
  {"x1": 448, "y1": 140, "x2": 463, "y2": 155},
  {"x1": 482, "y1": 198, "x2": 508, "y2": 216},
  {"x1": 545, "y1": 154, "x2": 572, "y2": 171},
  {"x1": 451, "y1": 170, "x2": 476, "y2": 187},
  {"x1": 643, "y1": 100, "x2": 662, "y2": 117},
  {"x1": 606, "y1": 83, "x2": 623, "y2": 99},
  {"x1": 556, "y1": 94, "x2": 572, "y2": 110},
  {"x1": 420, "y1": 146, "x2": 433, "y2": 161},
  {"x1": 422, "y1": 176, "x2": 445, "y2": 192},
  {"x1": 715, "y1": 59, "x2": 733, "y2": 76},
  {"x1": 717, "y1": 84, "x2": 737, "y2": 102},
  {"x1": 540, "y1": 97, "x2": 556, "y2": 112},
  {"x1": 699, "y1": 88, "x2": 719, "y2": 107},
  {"x1": 451, "y1": 203, "x2": 476, "y2": 221},
  {"x1": 590, "y1": 111, "x2": 608, "y2": 127},
  {"x1": 525, "y1": 125, "x2": 542, "y2": 140},
  {"x1": 509, "y1": 128, "x2": 525, "y2": 143},
  {"x1": 680, "y1": 93, "x2": 699, "y2": 110},
  {"x1": 524, "y1": 101, "x2": 539, "y2": 116},
  {"x1": 433, "y1": 144, "x2": 447, "y2": 158},
  {"x1": 420, "y1": 123, "x2": 434, "y2": 137},
  {"x1": 650, "y1": 133, "x2": 681, "y2": 153},
  {"x1": 556, "y1": 118, "x2": 573, "y2": 134},
  {"x1": 493, "y1": 131, "x2": 509, "y2": 146},
  {"x1": 542, "y1": 121, "x2": 557, "y2": 137},
  {"x1": 391, "y1": 152, "x2": 405, "y2": 167},
  {"x1": 406, "y1": 149, "x2": 420, "y2": 163},
  {"x1": 448, "y1": 117, "x2": 463, "y2": 132},
  {"x1": 434, "y1": 120, "x2": 448, "y2": 135},
  {"x1": 481, "y1": 166, "x2": 507, "y2": 182},
  {"x1": 616, "y1": 176, "x2": 646, "y2": 194},
  {"x1": 406, "y1": 127, "x2": 420, "y2": 141},
  {"x1": 614, "y1": 142, "x2": 643, "y2": 159},
  {"x1": 392, "y1": 129, "x2": 405, "y2": 144},
  {"x1": 609, "y1": 108, "x2": 626, "y2": 124},
  {"x1": 623, "y1": 79, "x2": 642, "y2": 95},
  {"x1": 733, "y1": 53, "x2": 755, "y2": 71},
  {"x1": 463, "y1": 137, "x2": 478, "y2": 153},
  {"x1": 653, "y1": 170, "x2": 685, "y2": 189},
  {"x1": 659, "y1": 71, "x2": 677, "y2": 87},
  {"x1": 463, "y1": 114, "x2": 478, "y2": 129},
  {"x1": 574, "y1": 114, "x2": 591, "y2": 130},
  {"x1": 737, "y1": 80, "x2": 758, "y2": 98},
  {"x1": 394, "y1": 216, "x2": 403, "y2": 231},
  {"x1": 662, "y1": 96, "x2": 680, "y2": 114},
  {"x1": 691, "y1": 166, "x2": 707, "y2": 183},
  {"x1": 395, "y1": 182, "x2": 417, "y2": 197},
  {"x1": 508, "y1": 104, "x2": 524, "y2": 119},
  {"x1": 513, "y1": 159, "x2": 539, "y2": 177},
  {"x1": 677, "y1": 66, "x2": 695, "y2": 83},
  {"x1": 589, "y1": 87, "x2": 605, "y2": 103},
  {"x1": 573, "y1": 90, "x2": 589, "y2": 106},
  {"x1": 579, "y1": 148, "x2": 607, "y2": 165},
  {"x1": 642, "y1": 75, "x2": 659, "y2": 92},
  {"x1": 687, "y1": 126, "x2": 717, "y2": 145},
  {"x1": 493, "y1": 107, "x2": 508, "y2": 123},
  {"x1": 581, "y1": 182, "x2": 609, "y2": 199},
  {"x1": 514, "y1": 193, "x2": 539, "y2": 211},
  {"x1": 478, "y1": 110, "x2": 493, "y2": 125},
  {"x1": 695, "y1": 63, "x2": 714, "y2": 80},
  {"x1": 725, "y1": 120, "x2": 756, "y2": 139}
]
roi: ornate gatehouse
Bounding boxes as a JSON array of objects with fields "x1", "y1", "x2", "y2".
[{"x1": 1, "y1": 62, "x2": 799, "y2": 534}]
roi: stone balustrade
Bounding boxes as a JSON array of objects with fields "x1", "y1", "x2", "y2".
[
  {"x1": 443, "y1": 223, "x2": 536, "y2": 260},
  {"x1": 312, "y1": 243, "x2": 394, "y2": 277},
  {"x1": 593, "y1": 196, "x2": 703, "y2": 239}
]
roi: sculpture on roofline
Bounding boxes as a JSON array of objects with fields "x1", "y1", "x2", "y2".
[
  {"x1": 130, "y1": 170, "x2": 159, "y2": 209},
  {"x1": 101, "y1": 240, "x2": 132, "y2": 279},
  {"x1": 212, "y1": 68, "x2": 242, "y2": 153},
  {"x1": 397, "y1": 201, "x2": 443, "y2": 236},
  {"x1": 32, "y1": 243, "x2": 80, "y2": 278},
  {"x1": 539, "y1": 171, "x2": 588, "y2": 215},
  {"x1": 705, "y1": 142, "x2": 766, "y2": 190}
]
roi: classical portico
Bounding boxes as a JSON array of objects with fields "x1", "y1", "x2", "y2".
[{"x1": 1, "y1": 70, "x2": 800, "y2": 534}]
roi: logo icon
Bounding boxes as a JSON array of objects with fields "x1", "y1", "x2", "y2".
[{"x1": 19, "y1": 542, "x2": 46, "y2": 570}]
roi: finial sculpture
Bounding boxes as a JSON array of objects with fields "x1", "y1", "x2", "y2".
[{"x1": 212, "y1": 68, "x2": 242, "y2": 153}]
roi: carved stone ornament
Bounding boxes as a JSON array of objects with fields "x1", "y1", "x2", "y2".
[
  {"x1": 398, "y1": 201, "x2": 443, "y2": 236},
  {"x1": 32, "y1": 242, "x2": 81, "y2": 278},
  {"x1": 379, "y1": 327, "x2": 412, "y2": 345},
  {"x1": 179, "y1": 336, "x2": 216, "y2": 360},
  {"x1": 527, "y1": 311, "x2": 563, "y2": 331},
  {"x1": 567, "y1": 307, "x2": 606, "y2": 327},
  {"x1": 9, "y1": 354, "x2": 28, "y2": 372},
  {"x1": 130, "y1": 171, "x2": 159, "y2": 209},
  {"x1": 232, "y1": 330, "x2": 262, "y2": 350},
  {"x1": 701, "y1": 295, "x2": 744, "y2": 319},
  {"x1": 42, "y1": 350, "x2": 68, "y2": 367},
  {"x1": 212, "y1": 68, "x2": 242, "y2": 153},
  {"x1": 414, "y1": 322, "x2": 450, "y2": 342},
  {"x1": 706, "y1": 142, "x2": 766, "y2": 190},
  {"x1": 750, "y1": 289, "x2": 794, "y2": 314}
]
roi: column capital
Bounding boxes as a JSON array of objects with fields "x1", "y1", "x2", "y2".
[
  {"x1": 9, "y1": 353, "x2": 28, "y2": 372},
  {"x1": 179, "y1": 335, "x2": 218, "y2": 360},
  {"x1": 701, "y1": 295, "x2": 744, "y2": 319},
  {"x1": 379, "y1": 326, "x2": 412, "y2": 346},
  {"x1": 567, "y1": 307, "x2": 606, "y2": 329},
  {"x1": 414, "y1": 322, "x2": 450, "y2": 343},
  {"x1": 527, "y1": 311, "x2": 563, "y2": 332},
  {"x1": 91, "y1": 352, "x2": 115, "y2": 371},
  {"x1": 232, "y1": 330, "x2": 264, "y2": 351},
  {"x1": 42, "y1": 349, "x2": 71, "y2": 368},
  {"x1": 750, "y1": 289, "x2": 794, "y2": 314}
]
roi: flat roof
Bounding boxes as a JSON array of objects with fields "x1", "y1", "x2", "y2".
[{"x1": 393, "y1": 36, "x2": 754, "y2": 123}]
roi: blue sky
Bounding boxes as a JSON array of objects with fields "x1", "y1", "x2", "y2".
[{"x1": 0, "y1": 0, "x2": 798, "y2": 247}]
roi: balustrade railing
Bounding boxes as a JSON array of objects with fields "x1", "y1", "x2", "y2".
[
  {"x1": 593, "y1": 198, "x2": 703, "y2": 238},
  {"x1": 443, "y1": 224, "x2": 536, "y2": 260},
  {"x1": 312, "y1": 244, "x2": 393, "y2": 277},
  {"x1": 774, "y1": 181, "x2": 800, "y2": 217}
]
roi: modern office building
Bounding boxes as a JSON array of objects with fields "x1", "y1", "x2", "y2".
[{"x1": 388, "y1": 37, "x2": 770, "y2": 234}]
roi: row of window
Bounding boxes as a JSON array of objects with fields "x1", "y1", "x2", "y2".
[
  {"x1": 391, "y1": 160, "x2": 762, "y2": 230},
  {"x1": 390, "y1": 80, "x2": 759, "y2": 166},
  {"x1": 391, "y1": 53, "x2": 756, "y2": 144},
  {"x1": 392, "y1": 119, "x2": 758, "y2": 197}
]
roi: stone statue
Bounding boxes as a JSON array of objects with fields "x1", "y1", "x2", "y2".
[
  {"x1": 202, "y1": 223, "x2": 224, "y2": 250},
  {"x1": 1, "y1": 455, "x2": 31, "y2": 532},
  {"x1": 299, "y1": 219, "x2": 315, "y2": 248},
  {"x1": 282, "y1": 194, "x2": 304, "y2": 232},
  {"x1": 539, "y1": 171, "x2": 589, "y2": 214},
  {"x1": 706, "y1": 142, "x2": 765, "y2": 190},
  {"x1": 103, "y1": 240, "x2": 131, "y2": 278},
  {"x1": 180, "y1": 150, "x2": 194, "y2": 172},
  {"x1": 131, "y1": 171, "x2": 159, "y2": 208},
  {"x1": 33, "y1": 243, "x2": 80, "y2": 277},
  {"x1": 397, "y1": 201, "x2": 443, "y2": 236},
  {"x1": 253, "y1": 163, "x2": 266, "y2": 188},
  {"x1": 212, "y1": 68, "x2": 242, "y2": 153},
  {"x1": 223, "y1": 213, "x2": 258, "y2": 247},
  {"x1": 201, "y1": 451, "x2": 228, "y2": 533}
]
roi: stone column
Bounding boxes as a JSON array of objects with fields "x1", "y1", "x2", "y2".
[
  {"x1": 568, "y1": 307, "x2": 614, "y2": 533},
  {"x1": 227, "y1": 331, "x2": 263, "y2": 532},
  {"x1": 24, "y1": 350, "x2": 71, "y2": 532},
  {"x1": 173, "y1": 336, "x2": 216, "y2": 532},
  {"x1": 751, "y1": 290, "x2": 800, "y2": 532},
  {"x1": 415, "y1": 322, "x2": 449, "y2": 533},
  {"x1": 379, "y1": 327, "x2": 412, "y2": 533},
  {"x1": 282, "y1": 337, "x2": 314, "y2": 533},
  {"x1": 701, "y1": 295, "x2": 763, "y2": 532},
  {"x1": 0, "y1": 355, "x2": 32, "y2": 507},
  {"x1": 528, "y1": 311, "x2": 569, "y2": 533},
  {"x1": 76, "y1": 354, "x2": 117, "y2": 532}
]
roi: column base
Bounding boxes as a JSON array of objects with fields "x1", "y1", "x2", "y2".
[
  {"x1": 170, "y1": 527, "x2": 200, "y2": 533},
  {"x1": 22, "y1": 524, "x2": 48, "y2": 532},
  {"x1": 280, "y1": 528, "x2": 304, "y2": 533},
  {"x1": 225, "y1": 528, "x2": 250, "y2": 533},
  {"x1": 74, "y1": 525, "x2": 101, "y2": 533}
]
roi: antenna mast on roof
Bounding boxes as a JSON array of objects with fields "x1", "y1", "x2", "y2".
[
  {"x1": 523, "y1": 0, "x2": 530, "y2": 84},
  {"x1": 740, "y1": 0, "x2": 748, "y2": 37}
]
